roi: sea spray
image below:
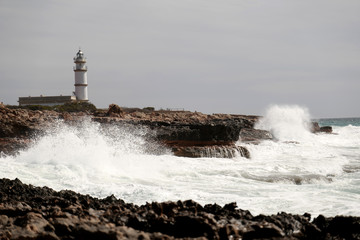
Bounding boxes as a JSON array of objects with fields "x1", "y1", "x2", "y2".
[
  {"x1": 247, "y1": 105, "x2": 348, "y2": 180},
  {"x1": 255, "y1": 105, "x2": 312, "y2": 141},
  {"x1": 0, "y1": 119, "x2": 170, "y2": 194},
  {"x1": 0, "y1": 111, "x2": 360, "y2": 217}
]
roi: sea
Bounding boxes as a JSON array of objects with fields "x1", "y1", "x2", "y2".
[{"x1": 0, "y1": 105, "x2": 359, "y2": 217}]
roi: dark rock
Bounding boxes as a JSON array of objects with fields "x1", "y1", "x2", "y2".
[
  {"x1": 238, "y1": 146, "x2": 251, "y2": 158},
  {"x1": 154, "y1": 120, "x2": 243, "y2": 143},
  {"x1": 310, "y1": 122, "x2": 321, "y2": 133},
  {"x1": 243, "y1": 222, "x2": 285, "y2": 239},
  {"x1": 60, "y1": 112, "x2": 73, "y2": 121},
  {"x1": 320, "y1": 126, "x2": 333, "y2": 133},
  {"x1": 240, "y1": 128, "x2": 273, "y2": 142},
  {"x1": 311, "y1": 122, "x2": 333, "y2": 134},
  {"x1": 0, "y1": 107, "x2": 58, "y2": 138},
  {"x1": 326, "y1": 216, "x2": 360, "y2": 239},
  {"x1": 173, "y1": 215, "x2": 217, "y2": 238},
  {"x1": 223, "y1": 202, "x2": 237, "y2": 212},
  {"x1": 1, "y1": 178, "x2": 360, "y2": 239},
  {"x1": 0, "y1": 138, "x2": 29, "y2": 155},
  {"x1": 93, "y1": 111, "x2": 253, "y2": 158},
  {"x1": 0, "y1": 106, "x2": 61, "y2": 156},
  {"x1": 313, "y1": 214, "x2": 327, "y2": 230},
  {"x1": 171, "y1": 145, "x2": 250, "y2": 158},
  {"x1": 0, "y1": 104, "x2": 335, "y2": 159},
  {"x1": 0, "y1": 105, "x2": 258, "y2": 159},
  {"x1": 107, "y1": 104, "x2": 123, "y2": 117}
]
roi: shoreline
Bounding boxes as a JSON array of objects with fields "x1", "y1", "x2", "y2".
[
  {"x1": 0, "y1": 103, "x2": 331, "y2": 157},
  {"x1": 1, "y1": 104, "x2": 352, "y2": 239},
  {"x1": 0, "y1": 104, "x2": 259, "y2": 158},
  {"x1": 1, "y1": 177, "x2": 359, "y2": 239}
]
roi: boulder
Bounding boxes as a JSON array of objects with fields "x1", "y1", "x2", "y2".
[
  {"x1": 60, "y1": 112, "x2": 73, "y2": 121},
  {"x1": 106, "y1": 104, "x2": 123, "y2": 117},
  {"x1": 320, "y1": 126, "x2": 333, "y2": 133},
  {"x1": 310, "y1": 122, "x2": 333, "y2": 134},
  {"x1": 310, "y1": 122, "x2": 321, "y2": 133}
]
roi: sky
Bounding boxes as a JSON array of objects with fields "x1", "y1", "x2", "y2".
[{"x1": 0, "y1": 0, "x2": 359, "y2": 118}]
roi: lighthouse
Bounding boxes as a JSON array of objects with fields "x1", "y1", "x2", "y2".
[
  {"x1": 18, "y1": 50, "x2": 90, "y2": 106},
  {"x1": 73, "y1": 49, "x2": 88, "y2": 101}
]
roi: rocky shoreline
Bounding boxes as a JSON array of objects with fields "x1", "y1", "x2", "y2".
[
  {"x1": 0, "y1": 104, "x2": 331, "y2": 158},
  {"x1": 1, "y1": 104, "x2": 349, "y2": 239},
  {"x1": 1, "y1": 178, "x2": 359, "y2": 240},
  {"x1": 0, "y1": 104, "x2": 260, "y2": 158}
]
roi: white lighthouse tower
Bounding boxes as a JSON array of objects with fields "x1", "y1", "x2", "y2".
[{"x1": 73, "y1": 49, "x2": 88, "y2": 101}]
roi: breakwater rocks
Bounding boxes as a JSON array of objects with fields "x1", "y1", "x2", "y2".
[{"x1": 1, "y1": 178, "x2": 359, "y2": 240}]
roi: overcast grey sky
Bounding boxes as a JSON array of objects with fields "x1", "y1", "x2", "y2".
[{"x1": 0, "y1": 0, "x2": 359, "y2": 117}]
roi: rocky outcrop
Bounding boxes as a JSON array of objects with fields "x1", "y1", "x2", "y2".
[
  {"x1": 311, "y1": 122, "x2": 333, "y2": 134},
  {"x1": 310, "y1": 122, "x2": 321, "y2": 133},
  {"x1": 146, "y1": 118, "x2": 252, "y2": 158},
  {"x1": 172, "y1": 145, "x2": 250, "y2": 158},
  {"x1": 1, "y1": 178, "x2": 359, "y2": 240},
  {"x1": 320, "y1": 126, "x2": 333, "y2": 133},
  {"x1": 0, "y1": 138, "x2": 30, "y2": 156},
  {"x1": 0, "y1": 104, "x2": 254, "y2": 158},
  {"x1": 106, "y1": 104, "x2": 124, "y2": 117},
  {"x1": 92, "y1": 105, "x2": 257, "y2": 158},
  {"x1": 240, "y1": 128, "x2": 273, "y2": 142},
  {"x1": 0, "y1": 106, "x2": 89, "y2": 155},
  {"x1": 0, "y1": 104, "x2": 331, "y2": 159},
  {"x1": 0, "y1": 106, "x2": 59, "y2": 155},
  {"x1": 153, "y1": 119, "x2": 246, "y2": 143},
  {"x1": 0, "y1": 107, "x2": 54, "y2": 138}
]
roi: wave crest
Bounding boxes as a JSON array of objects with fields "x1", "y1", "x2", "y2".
[{"x1": 255, "y1": 105, "x2": 312, "y2": 141}]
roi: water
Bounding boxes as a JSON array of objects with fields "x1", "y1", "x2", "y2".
[
  {"x1": 317, "y1": 117, "x2": 360, "y2": 127},
  {"x1": 0, "y1": 105, "x2": 359, "y2": 217}
]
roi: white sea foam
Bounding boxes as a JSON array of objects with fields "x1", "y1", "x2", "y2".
[
  {"x1": 255, "y1": 105, "x2": 312, "y2": 141},
  {"x1": 0, "y1": 107, "x2": 360, "y2": 217}
]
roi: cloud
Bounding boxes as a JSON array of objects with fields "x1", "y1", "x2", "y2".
[{"x1": 0, "y1": 0, "x2": 359, "y2": 117}]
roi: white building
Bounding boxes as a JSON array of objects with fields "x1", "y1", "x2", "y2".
[
  {"x1": 19, "y1": 49, "x2": 89, "y2": 106},
  {"x1": 73, "y1": 49, "x2": 88, "y2": 101}
]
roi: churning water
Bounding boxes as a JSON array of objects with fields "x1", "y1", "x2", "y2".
[{"x1": 0, "y1": 105, "x2": 359, "y2": 217}]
